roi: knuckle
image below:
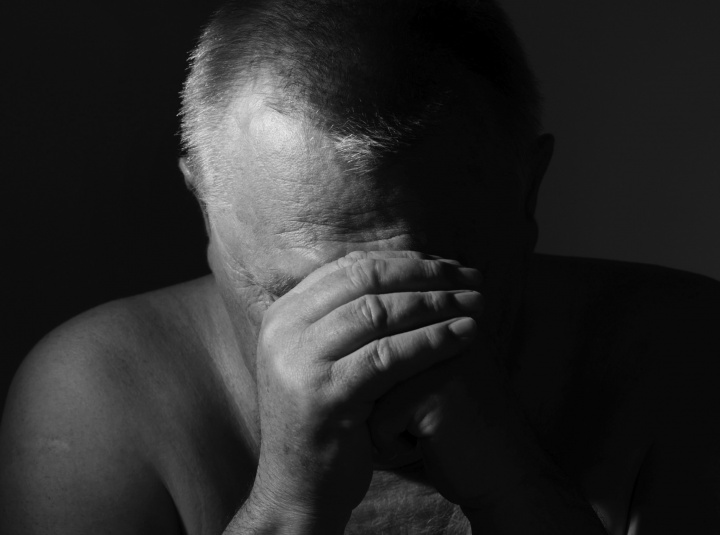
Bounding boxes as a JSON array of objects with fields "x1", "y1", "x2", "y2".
[
  {"x1": 422, "y1": 323, "x2": 446, "y2": 351},
  {"x1": 424, "y1": 258, "x2": 448, "y2": 280},
  {"x1": 259, "y1": 314, "x2": 283, "y2": 349},
  {"x1": 347, "y1": 258, "x2": 382, "y2": 290},
  {"x1": 346, "y1": 250, "x2": 371, "y2": 261},
  {"x1": 424, "y1": 290, "x2": 448, "y2": 313},
  {"x1": 258, "y1": 311, "x2": 305, "y2": 364},
  {"x1": 356, "y1": 294, "x2": 389, "y2": 331},
  {"x1": 368, "y1": 337, "x2": 395, "y2": 374},
  {"x1": 336, "y1": 250, "x2": 370, "y2": 269}
]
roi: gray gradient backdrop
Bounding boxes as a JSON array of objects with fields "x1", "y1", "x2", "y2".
[{"x1": 502, "y1": 0, "x2": 720, "y2": 281}]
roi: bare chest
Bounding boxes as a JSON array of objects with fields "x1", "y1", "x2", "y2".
[
  {"x1": 163, "y1": 453, "x2": 469, "y2": 535},
  {"x1": 346, "y1": 467, "x2": 470, "y2": 535},
  {"x1": 158, "y1": 390, "x2": 650, "y2": 535},
  {"x1": 506, "y1": 308, "x2": 658, "y2": 533},
  {"x1": 158, "y1": 355, "x2": 653, "y2": 535}
]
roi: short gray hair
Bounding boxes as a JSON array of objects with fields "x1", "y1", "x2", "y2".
[{"x1": 180, "y1": 0, "x2": 543, "y2": 204}]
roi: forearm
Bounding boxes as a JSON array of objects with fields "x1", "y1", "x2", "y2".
[
  {"x1": 223, "y1": 487, "x2": 351, "y2": 535},
  {"x1": 462, "y1": 473, "x2": 608, "y2": 535}
]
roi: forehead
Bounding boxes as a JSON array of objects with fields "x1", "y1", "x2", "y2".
[
  {"x1": 229, "y1": 82, "x2": 506, "y2": 198},
  {"x1": 212, "y1": 76, "x2": 523, "y2": 292}
]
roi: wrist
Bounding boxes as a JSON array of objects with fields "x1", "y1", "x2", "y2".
[{"x1": 231, "y1": 480, "x2": 351, "y2": 535}]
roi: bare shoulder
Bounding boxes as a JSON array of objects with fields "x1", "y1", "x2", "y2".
[
  {"x1": 531, "y1": 253, "x2": 720, "y2": 352},
  {"x1": 531, "y1": 255, "x2": 720, "y2": 533},
  {"x1": 0, "y1": 278, "x2": 215, "y2": 534},
  {"x1": 526, "y1": 254, "x2": 720, "y2": 432},
  {"x1": 531, "y1": 254, "x2": 720, "y2": 397}
]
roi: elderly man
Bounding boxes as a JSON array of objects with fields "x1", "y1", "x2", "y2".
[{"x1": 2, "y1": 0, "x2": 719, "y2": 533}]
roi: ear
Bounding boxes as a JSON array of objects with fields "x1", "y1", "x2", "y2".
[
  {"x1": 179, "y1": 156, "x2": 198, "y2": 191},
  {"x1": 178, "y1": 156, "x2": 211, "y2": 236},
  {"x1": 524, "y1": 133, "x2": 554, "y2": 218}
]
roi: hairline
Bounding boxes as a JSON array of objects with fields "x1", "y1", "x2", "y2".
[{"x1": 180, "y1": 0, "x2": 543, "y2": 205}]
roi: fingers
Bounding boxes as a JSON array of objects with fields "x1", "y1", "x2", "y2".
[
  {"x1": 368, "y1": 362, "x2": 457, "y2": 458},
  {"x1": 291, "y1": 255, "x2": 483, "y2": 324},
  {"x1": 287, "y1": 250, "x2": 463, "y2": 297},
  {"x1": 368, "y1": 380, "x2": 425, "y2": 459},
  {"x1": 286, "y1": 251, "x2": 421, "y2": 297},
  {"x1": 330, "y1": 316, "x2": 477, "y2": 402},
  {"x1": 306, "y1": 289, "x2": 483, "y2": 358}
]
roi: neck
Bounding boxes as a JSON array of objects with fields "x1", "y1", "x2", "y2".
[{"x1": 202, "y1": 273, "x2": 264, "y2": 457}]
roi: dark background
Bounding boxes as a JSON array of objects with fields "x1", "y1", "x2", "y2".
[
  {"x1": 3, "y1": 1, "x2": 720, "y2": 413},
  {"x1": 503, "y1": 0, "x2": 720, "y2": 278},
  {"x1": 2, "y1": 1, "x2": 224, "y2": 407}
]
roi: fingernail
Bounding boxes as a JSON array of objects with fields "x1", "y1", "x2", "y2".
[
  {"x1": 450, "y1": 290, "x2": 484, "y2": 311},
  {"x1": 448, "y1": 317, "x2": 477, "y2": 339},
  {"x1": 457, "y1": 267, "x2": 483, "y2": 286},
  {"x1": 436, "y1": 258, "x2": 462, "y2": 266}
]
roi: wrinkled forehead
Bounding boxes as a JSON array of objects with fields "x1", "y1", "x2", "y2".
[
  {"x1": 218, "y1": 97, "x2": 370, "y2": 231},
  {"x1": 210, "y1": 78, "x2": 524, "y2": 294},
  {"x1": 224, "y1": 82, "x2": 511, "y2": 221}
]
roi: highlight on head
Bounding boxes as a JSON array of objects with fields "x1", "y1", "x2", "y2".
[{"x1": 180, "y1": 0, "x2": 543, "y2": 206}]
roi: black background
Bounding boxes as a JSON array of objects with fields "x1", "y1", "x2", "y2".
[{"x1": 3, "y1": 1, "x2": 225, "y2": 410}]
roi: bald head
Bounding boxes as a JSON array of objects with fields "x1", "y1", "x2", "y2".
[{"x1": 180, "y1": 0, "x2": 542, "y2": 204}]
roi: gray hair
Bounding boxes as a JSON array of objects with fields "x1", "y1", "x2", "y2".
[{"x1": 180, "y1": 0, "x2": 543, "y2": 205}]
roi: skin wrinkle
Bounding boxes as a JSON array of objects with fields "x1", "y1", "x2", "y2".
[
  {"x1": 202, "y1": 67, "x2": 533, "y2": 415},
  {"x1": 215, "y1": 235, "x2": 294, "y2": 301},
  {"x1": 275, "y1": 224, "x2": 418, "y2": 246},
  {"x1": 222, "y1": 75, "x2": 512, "y2": 250},
  {"x1": 264, "y1": 178, "x2": 458, "y2": 249},
  {"x1": 277, "y1": 197, "x2": 426, "y2": 237},
  {"x1": 267, "y1": 203, "x2": 419, "y2": 250},
  {"x1": 222, "y1": 91, "x2": 445, "y2": 258}
]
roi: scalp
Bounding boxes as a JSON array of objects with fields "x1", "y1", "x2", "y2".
[{"x1": 180, "y1": 0, "x2": 542, "y2": 204}]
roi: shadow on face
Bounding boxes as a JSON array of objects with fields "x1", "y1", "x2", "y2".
[{"x1": 202, "y1": 73, "x2": 547, "y2": 350}]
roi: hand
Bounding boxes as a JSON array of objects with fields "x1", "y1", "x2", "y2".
[
  {"x1": 248, "y1": 251, "x2": 484, "y2": 529},
  {"x1": 369, "y1": 335, "x2": 545, "y2": 511}
]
